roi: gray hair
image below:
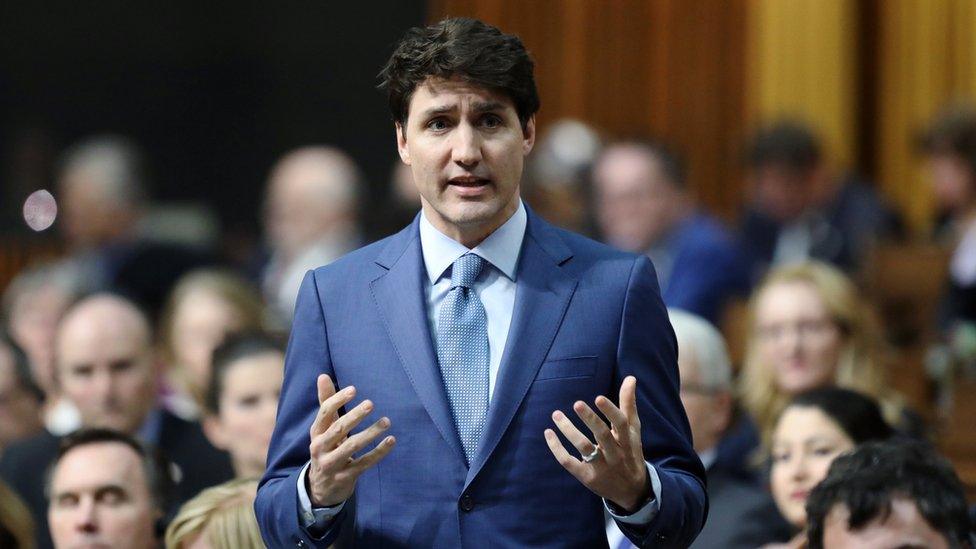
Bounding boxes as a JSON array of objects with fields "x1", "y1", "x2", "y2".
[
  {"x1": 668, "y1": 308, "x2": 732, "y2": 390},
  {"x1": 59, "y1": 135, "x2": 148, "y2": 208}
]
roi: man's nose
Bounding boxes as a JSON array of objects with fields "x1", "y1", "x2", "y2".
[
  {"x1": 452, "y1": 122, "x2": 482, "y2": 167},
  {"x1": 75, "y1": 497, "x2": 99, "y2": 533}
]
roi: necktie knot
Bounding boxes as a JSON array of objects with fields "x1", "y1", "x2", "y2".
[{"x1": 451, "y1": 253, "x2": 484, "y2": 289}]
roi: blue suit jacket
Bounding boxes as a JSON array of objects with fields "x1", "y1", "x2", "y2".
[{"x1": 256, "y1": 209, "x2": 707, "y2": 548}]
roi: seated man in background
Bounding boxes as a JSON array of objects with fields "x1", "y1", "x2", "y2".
[
  {"x1": 593, "y1": 140, "x2": 749, "y2": 324},
  {"x1": 47, "y1": 428, "x2": 174, "y2": 549},
  {"x1": 0, "y1": 293, "x2": 233, "y2": 549},
  {"x1": 202, "y1": 332, "x2": 285, "y2": 478},
  {"x1": 259, "y1": 146, "x2": 364, "y2": 323},
  {"x1": 0, "y1": 335, "x2": 44, "y2": 456},
  {"x1": 806, "y1": 439, "x2": 973, "y2": 549},
  {"x1": 55, "y1": 135, "x2": 216, "y2": 320},
  {"x1": 608, "y1": 309, "x2": 791, "y2": 549},
  {"x1": 1, "y1": 263, "x2": 81, "y2": 436},
  {"x1": 740, "y1": 121, "x2": 901, "y2": 280}
]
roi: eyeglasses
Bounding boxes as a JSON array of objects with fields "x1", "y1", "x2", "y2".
[{"x1": 755, "y1": 318, "x2": 837, "y2": 342}]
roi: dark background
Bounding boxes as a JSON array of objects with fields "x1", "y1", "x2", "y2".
[{"x1": 0, "y1": 2, "x2": 425, "y2": 243}]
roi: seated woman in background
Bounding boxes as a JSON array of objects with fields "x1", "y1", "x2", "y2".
[
  {"x1": 739, "y1": 261, "x2": 922, "y2": 449},
  {"x1": 202, "y1": 332, "x2": 284, "y2": 478},
  {"x1": 920, "y1": 106, "x2": 976, "y2": 330},
  {"x1": 158, "y1": 269, "x2": 268, "y2": 420},
  {"x1": 764, "y1": 387, "x2": 894, "y2": 549},
  {"x1": 164, "y1": 477, "x2": 263, "y2": 549}
]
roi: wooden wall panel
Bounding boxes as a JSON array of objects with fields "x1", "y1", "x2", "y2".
[{"x1": 428, "y1": 0, "x2": 748, "y2": 220}]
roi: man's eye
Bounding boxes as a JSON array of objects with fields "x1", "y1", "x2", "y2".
[
  {"x1": 56, "y1": 494, "x2": 79, "y2": 508},
  {"x1": 98, "y1": 488, "x2": 127, "y2": 505},
  {"x1": 238, "y1": 395, "x2": 260, "y2": 408},
  {"x1": 481, "y1": 115, "x2": 502, "y2": 128},
  {"x1": 427, "y1": 118, "x2": 449, "y2": 131}
]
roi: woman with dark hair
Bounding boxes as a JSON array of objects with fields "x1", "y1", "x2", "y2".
[{"x1": 763, "y1": 387, "x2": 895, "y2": 548}]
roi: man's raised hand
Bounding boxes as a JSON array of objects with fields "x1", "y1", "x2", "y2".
[
  {"x1": 308, "y1": 374, "x2": 396, "y2": 507},
  {"x1": 543, "y1": 376, "x2": 651, "y2": 512}
]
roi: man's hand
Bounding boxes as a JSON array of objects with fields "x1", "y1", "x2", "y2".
[
  {"x1": 308, "y1": 374, "x2": 396, "y2": 507},
  {"x1": 543, "y1": 375, "x2": 651, "y2": 512}
]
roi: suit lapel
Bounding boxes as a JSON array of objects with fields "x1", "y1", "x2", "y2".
[
  {"x1": 465, "y1": 211, "x2": 577, "y2": 488},
  {"x1": 369, "y1": 220, "x2": 467, "y2": 465}
]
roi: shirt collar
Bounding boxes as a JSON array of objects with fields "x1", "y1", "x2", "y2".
[
  {"x1": 698, "y1": 447, "x2": 717, "y2": 471},
  {"x1": 419, "y1": 200, "x2": 527, "y2": 284}
]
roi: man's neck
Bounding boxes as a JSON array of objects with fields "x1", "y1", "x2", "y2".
[{"x1": 421, "y1": 202, "x2": 520, "y2": 249}]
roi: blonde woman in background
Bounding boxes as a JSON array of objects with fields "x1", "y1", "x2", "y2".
[
  {"x1": 165, "y1": 477, "x2": 263, "y2": 549},
  {"x1": 739, "y1": 261, "x2": 920, "y2": 447},
  {"x1": 157, "y1": 269, "x2": 267, "y2": 420}
]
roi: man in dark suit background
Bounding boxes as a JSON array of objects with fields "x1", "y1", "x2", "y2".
[
  {"x1": 255, "y1": 17, "x2": 706, "y2": 548},
  {"x1": 0, "y1": 293, "x2": 232, "y2": 549}
]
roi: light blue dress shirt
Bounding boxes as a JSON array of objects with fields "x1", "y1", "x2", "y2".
[{"x1": 297, "y1": 201, "x2": 661, "y2": 533}]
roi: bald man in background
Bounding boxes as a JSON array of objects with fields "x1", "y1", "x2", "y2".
[
  {"x1": 261, "y1": 146, "x2": 364, "y2": 322},
  {"x1": 54, "y1": 135, "x2": 216, "y2": 319},
  {"x1": 0, "y1": 294, "x2": 232, "y2": 549}
]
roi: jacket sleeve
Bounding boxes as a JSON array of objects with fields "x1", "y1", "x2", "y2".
[
  {"x1": 613, "y1": 254, "x2": 708, "y2": 548},
  {"x1": 255, "y1": 270, "x2": 346, "y2": 548}
]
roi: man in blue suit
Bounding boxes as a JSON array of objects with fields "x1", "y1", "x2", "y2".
[{"x1": 255, "y1": 17, "x2": 706, "y2": 548}]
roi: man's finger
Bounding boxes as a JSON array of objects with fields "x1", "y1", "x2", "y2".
[
  {"x1": 595, "y1": 395, "x2": 633, "y2": 451},
  {"x1": 350, "y1": 435, "x2": 397, "y2": 473},
  {"x1": 619, "y1": 376, "x2": 640, "y2": 424},
  {"x1": 310, "y1": 386, "x2": 356, "y2": 438},
  {"x1": 572, "y1": 401, "x2": 618, "y2": 462},
  {"x1": 551, "y1": 410, "x2": 597, "y2": 457},
  {"x1": 320, "y1": 399, "x2": 374, "y2": 449},
  {"x1": 543, "y1": 429, "x2": 584, "y2": 478},
  {"x1": 328, "y1": 417, "x2": 391, "y2": 465},
  {"x1": 317, "y1": 374, "x2": 336, "y2": 405}
]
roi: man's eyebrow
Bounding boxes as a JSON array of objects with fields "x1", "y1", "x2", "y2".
[
  {"x1": 420, "y1": 105, "x2": 456, "y2": 117},
  {"x1": 472, "y1": 101, "x2": 505, "y2": 113}
]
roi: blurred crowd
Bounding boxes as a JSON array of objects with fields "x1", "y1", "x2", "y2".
[{"x1": 2, "y1": 107, "x2": 976, "y2": 548}]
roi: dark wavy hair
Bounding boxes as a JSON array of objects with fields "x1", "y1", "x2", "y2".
[
  {"x1": 783, "y1": 387, "x2": 894, "y2": 445},
  {"x1": 378, "y1": 17, "x2": 540, "y2": 133},
  {"x1": 806, "y1": 439, "x2": 971, "y2": 548}
]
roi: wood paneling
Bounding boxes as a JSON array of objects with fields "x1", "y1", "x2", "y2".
[
  {"x1": 747, "y1": 0, "x2": 859, "y2": 171},
  {"x1": 428, "y1": 0, "x2": 748, "y2": 220}
]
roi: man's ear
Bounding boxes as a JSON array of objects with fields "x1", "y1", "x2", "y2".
[
  {"x1": 522, "y1": 115, "x2": 537, "y2": 156},
  {"x1": 202, "y1": 415, "x2": 228, "y2": 451},
  {"x1": 396, "y1": 122, "x2": 411, "y2": 165}
]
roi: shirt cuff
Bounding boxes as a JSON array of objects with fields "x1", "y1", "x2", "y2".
[
  {"x1": 297, "y1": 462, "x2": 345, "y2": 530},
  {"x1": 604, "y1": 461, "x2": 662, "y2": 525}
]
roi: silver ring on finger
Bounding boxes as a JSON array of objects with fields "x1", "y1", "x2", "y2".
[{"x1": 582, "y1": 444, "x2": 601, "y2": 463}]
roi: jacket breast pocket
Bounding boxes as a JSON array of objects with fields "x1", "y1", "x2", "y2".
[{"x1": 535, "y1": 356, "x2": 598, "y2": 381}]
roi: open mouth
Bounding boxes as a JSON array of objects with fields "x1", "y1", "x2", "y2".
[{"x1": 448, "y1": 176, "x2": 492, "y2": 196}]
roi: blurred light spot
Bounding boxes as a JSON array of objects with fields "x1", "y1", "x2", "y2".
[{"x1": 23, "y1": 189, "x2": 57, "y2": 231}]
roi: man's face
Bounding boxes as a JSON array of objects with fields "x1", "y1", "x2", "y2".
[
  {"x1": 751, "y1": 163, "x2": 812, "y2": 223},
  {"x1": 676, "y1": 349, "x2": 731, "y2": 455},
  {"x1": 595, "y1": 147, "x2": 682, "y2": 252},
  {"x1": 56, "y1": 308, "x2": 155, "y2": 434},
  {"x1": 48, "y1": 442, "x2": 158, "y2": 549},
  {"x1": 822, "y1": 497, "x2": 950, "y2": 549},
  {"x1": 396, "y1": 77, "x2": 535, "y2": 246}
]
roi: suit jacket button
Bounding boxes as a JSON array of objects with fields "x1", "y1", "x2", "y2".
[
  {"x1": 459, "y1": 494, "x2": 474, "y2": 512},
  {"x1": 296, "y1": 541, "x2": 307, "y2": 548}
]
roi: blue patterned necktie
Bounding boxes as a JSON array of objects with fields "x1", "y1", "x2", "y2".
[{"x1": 436, "y1": 253, "x2": 490, "y2": 464}]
